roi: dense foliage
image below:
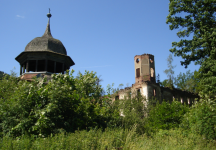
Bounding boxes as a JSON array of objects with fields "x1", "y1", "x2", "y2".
[
  {"x1": 174, "y1": 70, "x2": 198, "y2": 93},
  {"x1": 0, "y1": 68, "x2": 216, "y2": 149},
  {"x1": 167, "y1": 0, "x2": 216, "y2": 96},
  {"x1": 0, "y1": 1, "x2": 216, "y2": 148},
  {"x1": 117, "y1": 93, "x2": 146, "y2": 134},
  {"x1": 161, "y1": 70, "x2": 199, "y2": 94},
  {"x1": 0, "y1": 71, "x2": 4, "y2": 79},
  {"x1": 181, "y1": 95, "x2": 216, "y2": 140},
  {"x1": 0, "y1": 70, "x2": 120, "y2": 137},
  {"x1": 167, "y1": 0, "x2": 216, "y2": 68},
  {"x1": 146, "y1": 100, "x2": 189, "y2": 132},
  {"x1": 194, "y1": 58, "x2": 216, "y2": 97},
  {"x1": 161, "y1": 54, "x2": 199, "y2": 93}
]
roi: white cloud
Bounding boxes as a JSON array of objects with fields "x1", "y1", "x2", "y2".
[
  {"x1": 16, "y1": 15, "x2": 25, "y2": 19},
  {"x1": 80, "y1": 65, "x2": 112, "y2": 68}
]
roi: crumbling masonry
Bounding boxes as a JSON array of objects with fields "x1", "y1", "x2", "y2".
[{"x1": 113, "y1": 54, "x2": 199, "y2": 106}]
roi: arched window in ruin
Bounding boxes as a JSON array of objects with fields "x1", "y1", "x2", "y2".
[
  {"x1": 181, "y1": 97, "x2": 183, "y2": 104},
  {"x1": 153, "y1": 89, "x2": 156, "y2": 96},
  {"x1": 150, "y1": 58, "x2": 153, "y2": 63},
  {"x1": 136, "y1": 68, "x2": 140, "y2": 77},
  {"x1": 137, "y1": 89, "x2": 141, "y2": 95},
  {"x1": 115, "y1": 95, "x2": 119, "y2": 100},
  {"x1": 188, "y1": 98, "x2": 190, "y2": 105},
  {"x1": 150, "y1": 68, "x2": 154, "y2": 77}
]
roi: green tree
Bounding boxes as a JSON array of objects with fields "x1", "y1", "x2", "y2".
[
  {"x1": 160, "y1": 79, "x2": 169, "y2": 87},
  {"x1": 167, "y1": 0, "x2": 216, "y2": 96},
  {"x1": 0, "y1": 71, "x2": 19, "y2": 101},
  {"x1": 0, "y1": 71, "x2": 4, "y2": 79},
  {"x1": 166, "y1": 0, "x2": 216, "y2": 68},
  {"x1": 174, "y1": 70, "x2": 198, "y2": 93},
  {"x1": 75, "y1": 70, "x2": 103, "y2": 99},
  {"x1": 0, "y1": 71, "x2": 11, "y2": 80},
  {"x1": 106, "y1": 83, "x2": 124, "y2": 96},
  {"x1": 0, "y1": 70, "x2": 119, "y2": 137},
  {"x1": 194, "y1": 58, "x2": 216, "y2": 97},
  {"x1": 164, "y1": 54, "x2": 176, "y2": 89}
]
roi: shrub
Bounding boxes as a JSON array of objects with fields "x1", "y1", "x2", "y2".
[
  {"x1": 0, "y1": 70, "x2": 118, "y2": 137},
  {"x1": 113, "y1": 93, "x2": 147, "y2": 134},
  {"x1": 145, "y1": 100, "x2": 189, "y2": 133},
  {"x1": 181, "y1": 94, "x2": 216, "y2": 140}
]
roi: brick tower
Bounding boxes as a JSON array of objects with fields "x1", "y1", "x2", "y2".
[{"x1": 134, "y1": 53, "x2": 156, "y2": 84}]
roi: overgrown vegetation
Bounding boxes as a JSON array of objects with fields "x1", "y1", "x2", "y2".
[
  {"x1": 1, "y1": 1, "x2": 216, "y2": 149},
  {"x1": 160, "y1": 54, "x2": 199, "y2": 94},
  {"x1": 0, "y1": 70, "x2": 122, "y2": 137},
  {"x1": 1, "y1": 128, "x2": 216, "y2": 150},
  {"x1": 145, "y1": 100, "x2": 189, "y2": 133},
  {"x1": 0, "y1": 69, "x2": 216, "y2": 149}
]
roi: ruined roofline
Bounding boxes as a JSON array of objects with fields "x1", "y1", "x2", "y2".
[
  {"x1": 131, "y1": 80, "x2": 198, "y2": 96},
  {"x1": 134, "y1": 53, "x2": 154, "y2": 58},
  {"x1": 161, "y1": 86, "x2": 199, "y2": 96},
  {"x1": 132, "y1": 80, "x2": 160, "y2": 87},
  {"x1": 118, "y1": 87, "x2": 131, "y2": 93}
]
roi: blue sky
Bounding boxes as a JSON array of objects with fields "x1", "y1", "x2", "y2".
[{"x1": 0, "y1": 0, "x2": 200, "y2": 92}]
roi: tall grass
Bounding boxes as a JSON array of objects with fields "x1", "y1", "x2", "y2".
[{"x1": 1, "y1": 127, "x2": 216, "y2": 150}]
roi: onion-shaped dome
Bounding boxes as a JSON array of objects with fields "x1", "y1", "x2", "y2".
[{"x1": 24, "y1": 12, "x2": 67, "y2": 55}]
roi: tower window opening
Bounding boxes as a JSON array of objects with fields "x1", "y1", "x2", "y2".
[
  {"x1": 136, "y1": 58, "x2": 140, "y2": 63},
  {"x1": 137, "y1": 89, "x2": 141, "y2": 96},
  {"x1": 181, "y1": 98, "x2": 183, "y2": 104},
  {"x1": 150, "y1": 58, "x2": 153, "y2": 63},
  {"x1": 188, "y1": 98, "x2": 190, "y2": 104},
  {"x1": 136, "y1": 68, "x2": 140, "y2": 77},
  {"x1": 115, "y1": 95, "x2": 119, "y2": 100},
  {"x1": 153, "y1": 89, "x2": 156, "y2": 96},
  {"x1": 150, "y1": 68, "x2": 154, "y2": 77}
]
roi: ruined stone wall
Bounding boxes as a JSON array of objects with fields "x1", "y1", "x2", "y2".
[
  {"x1": 160, "y1": 86, "x2": 199, "y2": 105},
  {"x1": 113, "y1": 87, "x2": 132, "y2": 101},
  {"x1": 113, "y1": 53, "x2": 199, "y2": 106},
  {"x1": 131, "y1": 82, "x2": 148, "y2": 99},
  {"x1": 160, "y1": 87, "x2": 173, "y2": 103},
  {"x1": 147, "y1": 83, "x2": 162, "y2": 103}
]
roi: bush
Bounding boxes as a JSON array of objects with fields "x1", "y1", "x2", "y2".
[
  {"x1": 117, "y1": 94, "x2": 146, "y2": 134},
  {"x1": 0, "y1": 70, "x2": 119, "y2": 137},
  {"x1": 181, "y1": 94, "x2": 216, "y2": 140},
  {"x1": 145, "y1": 100, "x2": 189, "y2": 133}
]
